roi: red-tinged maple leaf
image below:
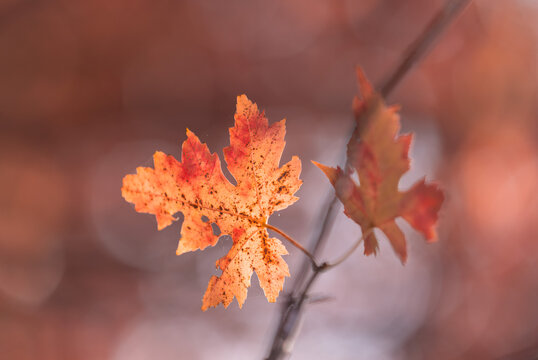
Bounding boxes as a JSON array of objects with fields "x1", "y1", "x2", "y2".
[
  {"x1": 313, "y1": 68, "x2": 444, "y2": 264},
  {"x1": 121, "y1": 95, "x2": 302, "y2": 310}
]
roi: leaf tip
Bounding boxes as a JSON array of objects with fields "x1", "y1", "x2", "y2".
[
  {"x1": 237, "y1": 93, "x2": 249, "y2": 102},
  {"x1": 312, "y1": 160, "x2": 329, "y2": 175},
  {"x1": 312, "y1": 161, "x2": 343, "y2": 187},
  {"x1": 363, "y1": 230, "x2": 379, "y2": 257},
  {"x1": 185, "y1": 128, "x2": 196, "y2": 138},
  {"x1": 236, "y1": 94, "x2": 255, "y2": 113},
  {"x1": 311, "y1": 160, "x2": 332, "y2": 172},
  {"x1": 355, "y1": 66, "x2": 374, "y2": 99},
  {"x1": 426, "y1": 232, "x2": 439, "y2": 243}
]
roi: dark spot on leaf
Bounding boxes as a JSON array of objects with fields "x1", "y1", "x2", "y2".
[{"x1": 277, "y1": 170, "x2": 289, "y2": 182}]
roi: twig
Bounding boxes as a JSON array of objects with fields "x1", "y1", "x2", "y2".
[
  {"x1": 380, "y1": 0, "x2": 472, "y2": 97},
  {"x1": 264, "y1": 1, "x2": 472, "y2": 359},
  {"x1": 325, "y1": 228, "x2": 372, "y2": 270},
  {"x1": 263, "y1": 222, "x2": 319, "y2": 269},
  {"x1": 266, "y1": 262, "x2": 328, "y2": 360},
  {"x1": 288, "y1": 193, "x2": 340, "y2": 298},
  {"x1": 266, "y1": 229, "x2": 370, "y2": 360}
]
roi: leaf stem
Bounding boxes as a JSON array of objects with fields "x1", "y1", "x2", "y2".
[
  {"x1": 263, "y1": 222, "x2": 319, "y2": 268},
  {"x1": 325, "y1": 228, "x2": 373, "y2": 270}
]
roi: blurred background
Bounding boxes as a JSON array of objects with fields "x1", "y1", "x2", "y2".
[{"x1": 1, "y1": 0, "x2": 537, "y2": 359}]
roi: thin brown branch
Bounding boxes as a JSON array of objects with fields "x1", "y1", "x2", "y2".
[
  {"x1": 263, "y1": 222, "x2": 320, "y2": 269},
  {"x1": 264, "y1": 1, "x2": 472, "y2": 359},
  {"x1": 289, "y1": 193, "x2": 340, "y2": 297},
  {"x1": 325, "y1": 228, "x2": 373, "y2": 270},
  {"x1": 380, "y1": 0, "x2": 473, "y2": 97},
  {"x1": 266, "y1": 228, "x2": 371, "y2": 360},
  {"x1": 266, "y1": 261, "x2": 329, "y2": 360}
]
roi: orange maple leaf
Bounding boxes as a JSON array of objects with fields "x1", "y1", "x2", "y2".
[
  {"x1": 122, "y1": 95, "x2": 302, "y2": 310},
  {"x1": 314, "y1": 68, "x2": 444, "y2": 264}
]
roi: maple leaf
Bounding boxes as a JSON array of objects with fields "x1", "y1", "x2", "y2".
[
  {"x1": 313, "y1": 68, "x2": 444, "y2": 264},
  {"x1": 121, "y1": 95, "x2": 302, "y2": 310}
]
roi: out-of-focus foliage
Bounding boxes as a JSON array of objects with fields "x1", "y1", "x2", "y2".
[
  {"x1": 315, "y1": 69, "x2": 444, "y2": 264},
  {"x1": 1, "y1": 0, "x2": 537, "y2": 359}
]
